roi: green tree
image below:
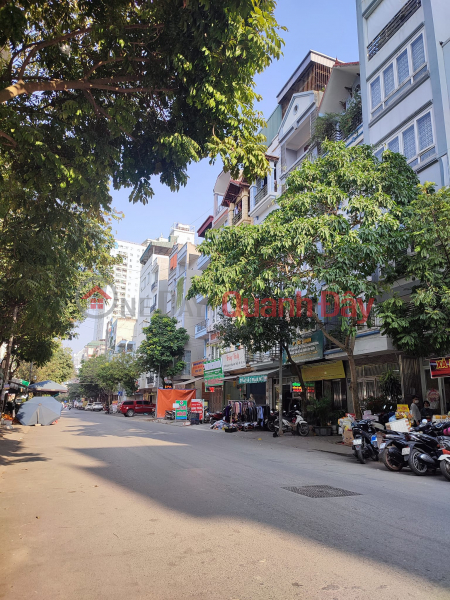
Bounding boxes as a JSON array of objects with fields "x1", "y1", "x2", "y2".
[
  {"x1": 0, "y1": 205, "x2": 118, "y2": 405},
  {"x1": 137, "y1": 310, "x2": 189, "y2": 381},
  {"x1": 0, "y1": 0, "x2": 284, "y2": 206},
  {"x1": 188, "y1": 142, "x2": 419, "y2": 417},
  {"x1": 77, "y1": 353, "x2": 140, "y2": 402},
  {"x1": 16, "y1": 340, "x2": 74, "y2": 384},
  {"x1": 377, "y1": 184, "x2": 450, "y2": 356}
]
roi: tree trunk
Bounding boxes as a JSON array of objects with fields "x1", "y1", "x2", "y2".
[
  {"x1": 347, "y1": 352, "x2": 361, "y2": 419},
  {"x1": 0, "y1": 306, "x2": 19, "y2": 413},
  {"x1": 283, "y1": 344, "x2": 308, "y2": 415}
]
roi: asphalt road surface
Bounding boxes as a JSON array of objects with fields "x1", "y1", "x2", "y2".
[{"x1": 1, "y1": 411, "x2": 449, "y2": 600}]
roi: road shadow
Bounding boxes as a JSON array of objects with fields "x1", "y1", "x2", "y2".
[
  {"x1": 67, "y1": 428, "x2": 450, "y2": 592},
  {"x1": 0, "y1": 430, "x2": 49, "y2": 466}
]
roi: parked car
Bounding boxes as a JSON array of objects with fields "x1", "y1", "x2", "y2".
[
  {"x1": 120, "y1": 400, "x2": 156, "y2": 417},
  {"x1": 85, "y1": 403, "x2": 94, "y2": 411},
  {"x1": 92, "y1": 401, "x2": 103, "y2": 412}
]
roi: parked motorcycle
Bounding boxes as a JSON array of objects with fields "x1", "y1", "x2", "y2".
[
  {"x1": 205, "y1": 410, "x2": 224, "y2": 425},
  {"x1": 266, "y1": 409, "x2": 279, "y2": 432},
  {"x1": 351, "y1": 419, "x2": 385, "y2": 463},
  {"x1": 165, "y1": 410, "x2": 175, "y2": 420},
  {"x1": 406, "y1": 421, "x2": 450, "y2": 476},
  {"x1": 274, "y1": 408, "x2": 309, "y2": 436},
  {"x1": 438, "y1": 440, "x2": 450, "y2": 481}
]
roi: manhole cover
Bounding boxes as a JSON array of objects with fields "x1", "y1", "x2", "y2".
[{"x1": 282, "y1": 485, "x2": 361, "y2": 498}]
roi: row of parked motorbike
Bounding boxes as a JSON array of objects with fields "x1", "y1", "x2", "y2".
[
  {"x1": 350, "y1": 417, "x2": 450, "y2": 481},
  {"x1": 205, "y1": 407, "x2": 310, "y2": 436}
]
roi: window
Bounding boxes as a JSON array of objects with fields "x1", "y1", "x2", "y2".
[
  {"x1": 368, "y1": 32, "x2": 427, "y2": 117},
  {"x1": 375, "y1": 110, "x2": 435, "y2": 167},
  {"x1": 411, "y1": 34, "x2": 425, "y2": 72},
  {"x1": 374, "y1": 148, "x2": 384, "y2": 161},
  {"x1": 383, "y1": 64, "x2": 395, "y2": 97},
  {"x1": 417, "y1": 112, "x2": 433, "y2": 151},
  {"x1": 371, "y1": 77, "x2": 381, "y2": 108},
  {"x1": 388, "y1": 137, "x2": 399, "y2": 153}
]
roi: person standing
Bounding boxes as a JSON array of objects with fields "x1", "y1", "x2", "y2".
[{"x1": 410, "y1": 396, "x2": 422, "y2": 426}]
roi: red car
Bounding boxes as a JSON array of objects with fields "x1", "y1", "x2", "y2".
[{"x1": 120, "y1": 400, "x2": 156, "y2": 417}]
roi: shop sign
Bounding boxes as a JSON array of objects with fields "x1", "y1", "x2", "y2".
[
  {"x1": 301, "y1": 360, "x2": 345, "y2": 382},
  {"x1": 191, "y1": 359, "x2": 205, "y2": 377},
  {"x1": 221, "y1": 349, "x2": 246, "y2": 372},
  {"x1": 173, "y1": 400, "x2": 188, "y2": 420},
  {"x1": 191, "y1": 399, "x2": 204, "y2": 419},
  {"x1": 292, "y1": 381, "x2": 315, "y2": 393},
  {"x1": 204, "y1": 358, "x2": 223, "y2": 381},
  {"x1": 239, "y1": 373, "x2": 269, "y2": 384},
  {"x1": 284, "y1": 330, "x2": 323, "y2": 364},
  {"x1": 430, "y1": 357, "x2": 450, "y2": 378}
]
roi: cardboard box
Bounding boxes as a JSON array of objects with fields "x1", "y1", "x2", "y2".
[{"x1": 342, "y1": 429, "x2": 354, "y2": 446}]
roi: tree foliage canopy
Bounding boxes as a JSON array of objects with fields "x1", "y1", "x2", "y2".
[
  {"x1": 137, "y1": 310, "x2": 189, "y2": 380},
  {"x1": 16, "y1": 340, "x2": 74, "y2": 384},
  {"x1": 378, "y1": 184, "x2": 450, "y2": 356},
  {"x1": 75, "y1": 352, "x2": 140, "y2": 400},
  {"x1": 188, "y1": 142, "x2": 419, "y2": 415},
  {"x1": 0, "y1": 0, "x2": 284, "y2": 205}
]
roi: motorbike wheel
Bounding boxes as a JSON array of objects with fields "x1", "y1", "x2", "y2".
[
  {"x1": 355, "y1": 446, "x2": 366, "y2": 464},
  {"x1": 408, "y1": 449, "x2": 428, "y2": 476},
  {"x1": 297, "y1": 423, "x2": 309, "y2": 437},
  {"x1": 440, "y1": 459, "x2": 450, "y2": 482},
  {"x1": 267, "y1": 421, "x2": 275, "y2": 433},
  {"x1": 382, "y1": 448, "x2": 403, "y2": 471}
]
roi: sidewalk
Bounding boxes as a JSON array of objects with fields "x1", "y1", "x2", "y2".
[{"x1": 155, "y1": 419, "x2": 354, "y2": 456}]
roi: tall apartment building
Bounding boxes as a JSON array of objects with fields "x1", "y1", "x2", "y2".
[
  {"x1": 93, "y1": 238, "x2": 149, "y2": 342},
  {"x1": 356, "y1": 0, "x2": 450, "y2": 187}
]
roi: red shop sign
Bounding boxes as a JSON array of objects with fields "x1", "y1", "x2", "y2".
[{"x1": 430, "y1": 357, "x2": 450, "y2": 378}]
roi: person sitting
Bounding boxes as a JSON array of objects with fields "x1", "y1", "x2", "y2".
[{"x1": 421, "y1": 400, "x2": 433, "y2": 421}]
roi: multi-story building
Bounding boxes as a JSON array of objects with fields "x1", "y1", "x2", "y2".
[
  {"x1": 105, "y1": 317, "x2": 136, "y2": 355},
  {"x1": 135, "y1": 223, "x2": 197, "y2": 398},
  {"x1": 354, "y1": 0, "x2": 450, "y2": 412},
  {"x1": 166, "y1": 239, "x2": 205, "y2": 396},
  {"x1": 356, "y1": 0, "x2": 450, "y2": 187},
  {"x1": 93, "y1": 238, "x2": 148, "y2": 342}
]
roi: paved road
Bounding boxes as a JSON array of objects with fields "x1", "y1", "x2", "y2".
[{"x1": 1, "y1": 411, "x2": 449, "y2": 600}]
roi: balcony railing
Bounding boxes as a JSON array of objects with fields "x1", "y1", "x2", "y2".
[
  {"x1": 151, "y1": 281, "x2": 158, "y2": 290},
  {"x1": 215, "y1": 204, "x2": 227, "y2": 217},
  {"x1": 195, "y1": 319, "x2": 208, "y2": 335},
  {"x1": 232, "y1": 211, "x2": 242, "y2": 225},
  {"x1": 254, "y1": 184, "x2": 268, "y2": 207},
  {"x1": 323, "y1": 315, "x2": 383, "y2": 351}
]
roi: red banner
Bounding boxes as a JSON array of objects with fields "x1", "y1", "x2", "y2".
[{"x1": 430, "y1": 357, "x2": 450, "y2": 378}]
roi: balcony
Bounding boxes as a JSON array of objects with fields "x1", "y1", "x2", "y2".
[
  {"x1": 151, "y1": 281, "x2": 158, "y2": 291},
  {"x1": 197, "y1": 253, "x2": 210, "y2": 270},
  {"x1": 195, "y1": 319, "x2": 208, "y2": 339},
  {"x1": 196, "y1": 293, "x2": 207, "y2": 304},
  {"x1": 323, "y1": 315, "x2": 383, "y2": 351},
  {"x1": 149, "y1": 302, "x2": 157, "y2": 313}
]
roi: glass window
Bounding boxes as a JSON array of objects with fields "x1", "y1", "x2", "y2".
[
  {"x1": 374, "y1": 148, "x2": 384, "y2": 161},
  {"x1": 417, "y1": 112, "x2": 433, "y2": 151},
  {"x1": 411, "y1": 35, "x2": 425, "y2": 72},
  {"x1": 396, "y1": 49, "x2": 409, "y2": 84},
  {"x1": 370, "y1": 77, "x2": 381, "y2": 108},
  {"x1": 388, "y1": 137, "x2": 400, "y2": 153},
  {"x1": 403, "y1": 125, "x2": 416, "y2": 160},
  {"x1": 383, "y1": 64, "x2": 395, "y2": 97}
]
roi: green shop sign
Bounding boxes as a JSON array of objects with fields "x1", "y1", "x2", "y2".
[{"x1": 204, "y1": 358, "x2": 223, "y2": 382}]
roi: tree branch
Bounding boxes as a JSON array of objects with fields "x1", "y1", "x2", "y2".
[
  {"x1": 0, "y1": 130, "x2": 17, "y2": 147},
  {"x1": 0, "y1": 77, "x2": 172, "y2": 104}
]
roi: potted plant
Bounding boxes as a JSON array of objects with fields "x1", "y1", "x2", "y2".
[{"x1": 307, "y1": 396, "x2": 341, "y2": 435}]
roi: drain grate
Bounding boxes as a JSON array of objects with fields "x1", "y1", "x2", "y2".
[{"x1": 282, "y1": 485, "x2": 361, "y2": 498}]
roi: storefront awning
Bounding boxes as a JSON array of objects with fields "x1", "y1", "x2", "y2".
[{"x1": 239, "y1": 368, "x2": 278, "y2": 384}]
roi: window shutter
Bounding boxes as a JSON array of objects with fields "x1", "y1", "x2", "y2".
[
  {"x1": 417, "y1": 112, "x2": 433, "y2": 151},
  {"x1": 411, "y1": 35, "x2": 425, "y2": 72},
  {"x1": 383, "y1": 64, "x2": 395, "y2": 96},
  {"x1": 402, "y1": 125, "x2": 416, "y2": 160},
  {"x1": 370, "y1": 77, "x2": 381, "y2": 108},
  {"x1": 396, "y1": 50, "x2": 409, "y2": 84},
  {"x1": 388, "y1": 137, "x2": 399, "y2": 153}
]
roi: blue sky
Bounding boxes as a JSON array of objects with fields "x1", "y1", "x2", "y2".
[{"x1": 66, "y1": 0, "x2": 359, "y2": 353}]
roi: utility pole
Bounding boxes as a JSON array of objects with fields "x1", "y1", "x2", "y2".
[{"x1": 278, "y1": 341, "x2": 283, "y2": 436}]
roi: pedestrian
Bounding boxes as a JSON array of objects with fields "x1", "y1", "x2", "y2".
[
  {"x1": 410, "y1": 396, "x2": 422, "y2": 426},
  {"x1": 421, "y1": 400, "x2": 433, "y2": 420}
]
